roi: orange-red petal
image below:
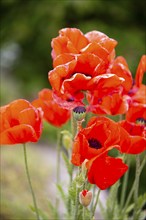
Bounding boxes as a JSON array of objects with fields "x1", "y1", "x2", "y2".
[
  {"x1": 87, "y1": 155, "x2": 128, "y2": 190},
  {"x1": 109, "y1": 56, "x2": 133, "y2": 93},
  {"x1": 135, "y1": 55, "x2": 146, "y2": 87}
]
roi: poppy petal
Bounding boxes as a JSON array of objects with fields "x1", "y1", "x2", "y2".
[
  {"x1": 135, "y1": 55, "x2": 146, "y2": 87},
  {"x1": 32, "y1": 89, "x2": 71, "y2": 127},
  {"x1": 87, "y1": 155, "x2": 128, "y2": 190},
  {"x1": 109, "y1": 56, "x2": 133, "y2": 93},
  {"x1": 51, "y1": 28, "x2": 88, "y2": 58},
  {"x1": 0, "y1": 124, "x2": 38, "y2": 145},
  {"x1": 61, "y1": 73, "x2": 91, "y2": 94},
  {"x1": 48, "y1": 60, "x2": 77, "y2": 91},
  {"x1": 87, "y1": 73, "x2": 124, "y2": 94}
]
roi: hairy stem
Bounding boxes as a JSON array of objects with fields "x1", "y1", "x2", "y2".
[
  {"x1": 56, "y1": 129, "x2": 61, "y2": 210},
  {"x1": 23, "y1": 144, "x2": 40, "y2": 220},
  {"x1": 133, "y1": 155, "x2": 140, "y2": 220},
  {"x1": 92, "y1": 188, "x2": 101, "y2": 218},
  {"x1": 120, "y1": 155, "x2": 129, "y2": 209}
]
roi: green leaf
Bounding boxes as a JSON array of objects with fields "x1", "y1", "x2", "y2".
[
  {"x1": 62, "y1": 151, "x2": 73, "y2": 176},
  {"x1": 29, "y1": 205, "x2": 48, "y2": 220},
  {"x1": 47, "y1": 200, "x2": 60, "y2": 220},
  {"x1": 56, "y1": 183, "x2": 68, "y2": 209}
]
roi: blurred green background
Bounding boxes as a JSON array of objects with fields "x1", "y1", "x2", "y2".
[{"x1": 0, "y1": 0, "x2": 145, "y2": 219}]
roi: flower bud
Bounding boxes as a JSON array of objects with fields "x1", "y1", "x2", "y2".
[
  {"x1": 73, "y1": 106, "x2": 86, "y2": 121},
  {"x1": 79, "y1": 190, "x2": 92, "y2": 207},
  {"x1": 61, "y1": 130, "x2": 72, "y2": 150},
  {"x1": 81, "y1": 159, "x2": 88, "y2": 177}
]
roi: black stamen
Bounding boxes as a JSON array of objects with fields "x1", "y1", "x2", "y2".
[{"x1": 88, "y1": 138, "x2": 102, "y2": 150}]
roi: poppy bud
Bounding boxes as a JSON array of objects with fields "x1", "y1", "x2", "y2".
[
  {"x1": 73, "y1": 106, "x2": 86, "y2": 121},
  {"x1": 79, "y1": 190, "x2": 92, "y2": 207},
  {"x1": 81, "y1": 159, "x2": 88, "y2": 177},
  {"x1": 61, "y1": 130, "x2": 72, "y2": 150}
]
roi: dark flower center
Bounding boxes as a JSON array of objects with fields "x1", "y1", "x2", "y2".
[
  {"x1": 88, "y1": 138, "x2": 102, "y2": 150},
  {"x1": 66, "y1": 97, "x2": 74, "y2": 102},
  {"x1": 136, "y1": 117, "x2": 146, "y2": 125},
  {"x1": 73, "y1": 106, "x2": 86, "y2": 114}
]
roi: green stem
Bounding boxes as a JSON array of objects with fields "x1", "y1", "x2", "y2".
[
  {"x1": 92, "y1": 188, "x2": 101, "y2": 218},
  {"x1": 133, "y1": 155, "x2": 140, "y2": 220},
  {"x1": 83, "y1": 206, "x2": 85, "y2": 220},
  {"x1": 23, "y1": 144, "x2": 40, "y2": 220},
  {"x1": 90, "y1": 185, "x2": 96, "y2": 213},
  {"x1": 119, "y1": 114, "x2": 125, "y2": 121},
  {"x1": 120, "y1": 155, "x2": 129, "y2": 209},
  {"x1": 56, "y1": 129, "x2": 61, "y2": 210},
  {"x1": 74, "y1": 185, "x2": 79, "y2": 220},
  {"x1": 110, "y1": 181, "x2": 119, "y2": 220},
  {"x1": 71, "y1": 111, "x2": 76, "y2": 139},
  {"x1": 73, "y1": 167, "x2": 81, "y2": 220}
]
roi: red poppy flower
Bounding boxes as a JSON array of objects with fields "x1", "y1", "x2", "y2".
[
  {"x1": 86, "y1": 153, "x2": 128, "y2": 190},
  {"x1": 49, "y1": 53, "x2": 124, "y2": 100},
  {"x1": 87, "y1": 91, "x2": 130, "y2": 115},
  {"x1": 51, "y1": 28, "x2": 117, "y2": 62},
  {"x1": 0, "y1": 99, "x2": 43, "y2": 145},
  {"x1": 71, "y1": 116, "x2": 128, "y2": 189},
  {"x1": 118, "y1": 103, "x2": 146, "y2": 154},
  {"x1": 32, "y1": 89, "x2": 71, "y2": 127},
  {"x1": 71, "y1": 116, "x2": 121, "y2": 166},
  {"x1": 129, "y1": 55, "x2": 146, "y2": 104}
]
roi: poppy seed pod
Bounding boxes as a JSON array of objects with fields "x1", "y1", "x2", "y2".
[
  {"x1": 73, "y1": 106, "x2": 86, "y2": 121},
  {"x1": 79, "y1": 190, "x2": 92, "y2": 207}
]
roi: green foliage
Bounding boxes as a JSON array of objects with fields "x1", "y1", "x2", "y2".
[
  {"x1": 99, "y1": 181, "x2": 120, "y2": 220},
  {"x1": 47, "y1": 200, "x2": 60, "y2": 220},
  {"x1": 56, "y1": 183, "x2": 68, "y2": 210},
  {"x1": 62, "y1": 151, "x2": 73, "y2": 177},
  {"x1": 30, "y1": 205, "x2": 49, "y2": 220}
]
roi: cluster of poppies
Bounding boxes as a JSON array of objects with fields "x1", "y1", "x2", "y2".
[{"x1": 0, "y1": 28, "x2": 146, "y2": 190}]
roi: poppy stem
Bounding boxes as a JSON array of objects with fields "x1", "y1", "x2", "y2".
[
  {"x1": 90, "y1": 185, "x2": 96, "y2": 213},
  {"x1": 23, "y1": 144, "x2": 40, "y2": 220},
  {"x1": 133, "y1": 154, "x2": 140, "y2": 220},
  {"x1": 92, "y1": 188, "x2": 101, "y2": 218},
  {"x1": 73, "y1": 167, "x2": 81, "y2": 220},
  {"x1": 71, "y1": 111, "x2": 76, "y2": 138},
  {"x1": 120, "y1": 155, "x2": 130, "y2": 209},
  {"x1": 56, "y1": 128, "x2": 61, "y2": 211},
  {"x1": 83, "y1": 206, "x2": 86, "y2": 220}
]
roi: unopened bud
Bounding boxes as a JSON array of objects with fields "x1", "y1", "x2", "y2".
[
  {"x1": 73, "y1": 106, "x2": 86, "y2": 121},
  {"x1": 81, "y1": 159, "x2": 88, "y2": 177},
  {"x1": 79, "y1": 190, "x2": 92, "y2": 207},
  {"x1": 62, "y1": 131, "x2": 72, "y2": 150}
]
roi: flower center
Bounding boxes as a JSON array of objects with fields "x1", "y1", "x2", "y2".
[
  {"x1": 136, "y1": 117, "x2": 146, "y2": 125},
  {"x1": 88, "y1": 138, "x2": 102, "y2": 150}
]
